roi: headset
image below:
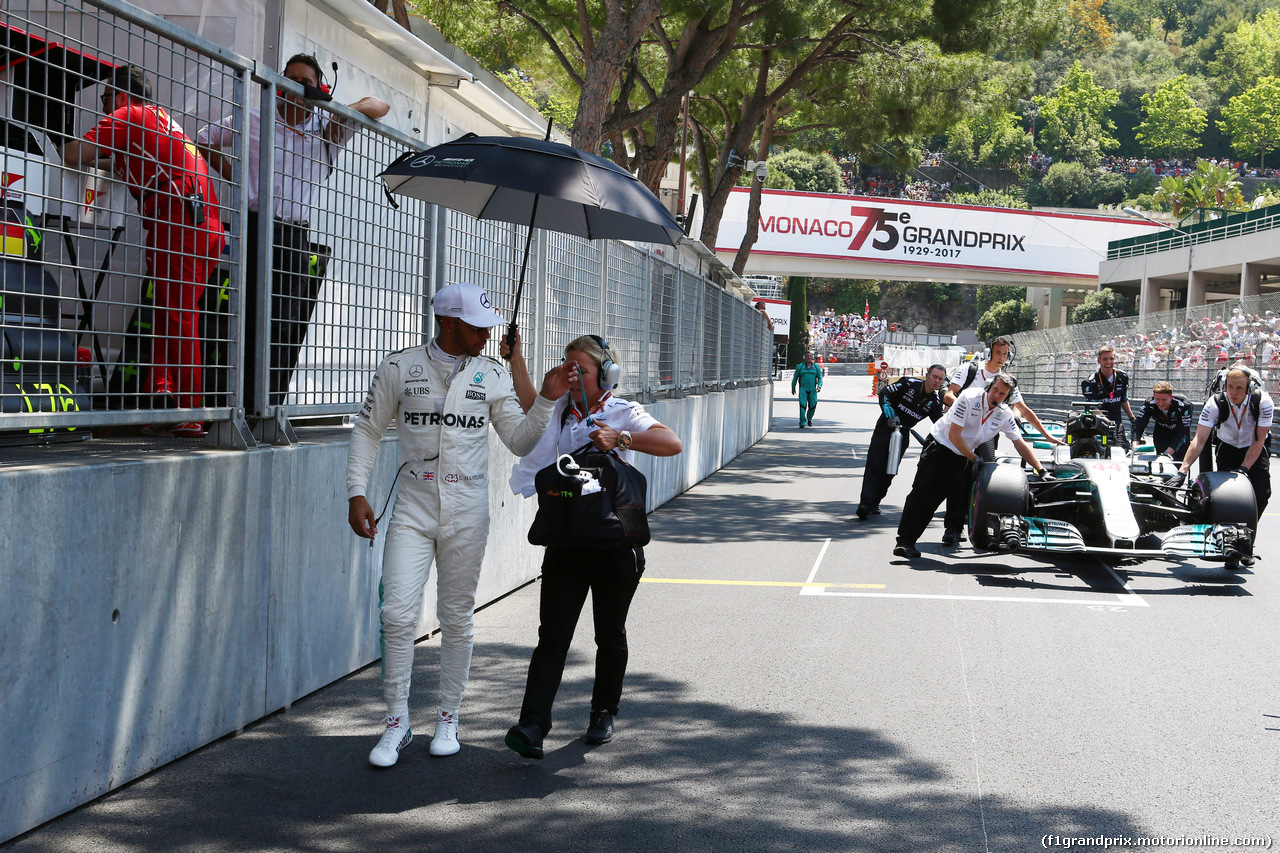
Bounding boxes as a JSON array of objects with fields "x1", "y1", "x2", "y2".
[
  {"x1": 588, "y1": 335, "x2": 621, "y2": 391},
  {"x1": 984, "y1": 372, "x2": 1017, "y2": 393}
]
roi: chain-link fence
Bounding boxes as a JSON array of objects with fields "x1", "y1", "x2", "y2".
[
  {"x1": 1, "y1": 0, "x2": 770, "y2": 445},
  {"x1": 1009, "y1": 292, "x2": 1280, "y2": 399}
]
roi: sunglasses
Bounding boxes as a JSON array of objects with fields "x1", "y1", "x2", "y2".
[{"x1": 101, "y1": 91, "x2": 116, "y2": 110}]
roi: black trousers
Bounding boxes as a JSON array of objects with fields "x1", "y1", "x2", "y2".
[
  {"x1": 897, "y1": 439, "x2": 973, "y2": 545},
  {"x1": 244, "y1": 212, "x2": 314, "y2": 413},
  {"x1": 1212, "y1": 441, "x2": 1271, "y2": 532},
  {"x1": 860, "y1": 418, "x2": 909, "y2": 510},
  {"x1": 1146, "y1": 427, "x2": 1189, "y2": 462},
  {"x1": 518, "y1": 545, "x2": 646, "y2": 736}
]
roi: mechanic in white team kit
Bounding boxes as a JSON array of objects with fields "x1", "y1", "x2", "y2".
[
  {"x1": 346, "y1": 282, "x2": 571, "y2": 767},
  {"x1": 1176, "y1": 368, "x2": 1274, "y2": 569}
]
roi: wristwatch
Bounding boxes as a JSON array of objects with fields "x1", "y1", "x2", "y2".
[{"x1": 617, "y1": 430, "x2": 632, "y2": 450}]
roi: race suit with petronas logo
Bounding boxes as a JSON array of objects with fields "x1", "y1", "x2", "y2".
[{"x1": 347, "y1": 341, "x2": 555, "y2": 720}]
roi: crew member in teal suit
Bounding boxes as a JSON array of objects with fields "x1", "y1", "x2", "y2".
[{"x1": 791, "y1": 351, "x2": 823, "y2": 428}]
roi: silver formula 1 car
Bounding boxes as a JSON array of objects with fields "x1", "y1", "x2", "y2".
[{"x1": 968, "y1": 402, "x2": 1256, "y2": 563}]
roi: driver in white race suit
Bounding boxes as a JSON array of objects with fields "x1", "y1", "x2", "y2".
[{"x1": 347, "y1": 283, "x2": 571, "y2": 768}]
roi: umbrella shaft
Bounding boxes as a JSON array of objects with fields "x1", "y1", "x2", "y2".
[{"x1": 512, "y1": 192, "x2": 540, "y2": 320}]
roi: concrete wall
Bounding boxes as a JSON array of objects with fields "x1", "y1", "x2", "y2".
[{"x1": 0, "y1": 382, "x2": 771, "y2": 841}]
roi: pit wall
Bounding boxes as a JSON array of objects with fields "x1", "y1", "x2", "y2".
[{"x1": 0, "y1": 382, "x2": 771, "y2": 841}]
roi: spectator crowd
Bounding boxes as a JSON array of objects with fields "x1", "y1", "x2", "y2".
[
  {"x1": 809, "y1": 310, "x2": 887, "y2": 359},
  {"x1": 1028, "y1": 306, "x2": 1280, "y2": 380}
]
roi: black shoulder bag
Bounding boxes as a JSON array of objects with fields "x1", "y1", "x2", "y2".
[{"x1": 528, "y1": 442, "x2": 650, "y2": 549}]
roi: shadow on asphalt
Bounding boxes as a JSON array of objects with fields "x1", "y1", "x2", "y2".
[{"x1": 7, "y1": 641, "x2": 1152, "y2": 853}]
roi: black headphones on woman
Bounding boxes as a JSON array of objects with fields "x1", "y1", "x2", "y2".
[{"x1": 588, "y1": 335, "x2": 621, "y2": 391}]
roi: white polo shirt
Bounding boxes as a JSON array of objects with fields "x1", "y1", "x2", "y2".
[
  {"x1": 1198, "y1": 391, "x2": 1274, "y2": 449},
  {"x1": 197, "y1": 107, "x2": 353, "y2": 223},
  {"x1": 932, "y1": 387, "x2": 1021, "y2": 455}
]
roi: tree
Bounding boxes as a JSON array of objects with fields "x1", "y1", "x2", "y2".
[
  {"x1": 1135, "y1": 74, "x2": 1207, "y2": 157},
  {"x1": 976, "y1": 299, "x2": 1037, "y2": 339},
  {"x1": 1220, "y1": 76, "x2": 1280, "y2": 168},
  {"x1": 1070, "y1": 288, "x2": 1130, "y2": 324},
  {"x1": 977, "y1": 285, "x2": 1027, "y2": 314},
  {"x1": 1034, "y1": 61, "x2": 1121, "y2": 165},
  {"x1": 765, "y1": 150, "x2": 845, "y2": 193},
  {"x1": 1207, "y1": 8, "x2": 1280, "y2": 102},
  {"x1": 495, "y1": 0, "x2": 664, "y2": 153},
  {"x1": 948, "y1": 187, "x2": 1029, "y2": 208},
  {"x1": 1040, "y1": 161, "x2": 1095, "y2": 205},
  {"x1": 495, "y1": 70, "x2": 578, "y2": 127},
  {"x1": 786, "y1": 276, "x2": 809, "y2": 368},
  {"x1": 947, "y1": 109, "x2": 1035, "y2": 168},
  {"x1": 1059, "y1": 0, "x2": 1115, "y2": 54}
]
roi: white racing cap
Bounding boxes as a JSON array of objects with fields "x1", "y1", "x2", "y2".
[{"x1": 432, "y1": 282, "x2": 505, "y2": 327}]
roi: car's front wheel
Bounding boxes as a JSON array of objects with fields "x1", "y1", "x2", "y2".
[{"x1": 969, "y1": 462, "x2": 1030, "y2": 550}]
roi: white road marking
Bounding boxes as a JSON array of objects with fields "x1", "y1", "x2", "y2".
[
  {"x1": 804, "y1": 537, "x2": 831, "y2": 585},
  {"x1": 799, "y1": 588, "x2": 1137, "y2": 606},
  {"x1": 1099, "y1": 562, "x2": 1151, "y2": 607}
]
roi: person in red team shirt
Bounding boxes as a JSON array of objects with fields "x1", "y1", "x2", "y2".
[{"x1": 63, "y1": 65, "x2": 225, "y2": 434}]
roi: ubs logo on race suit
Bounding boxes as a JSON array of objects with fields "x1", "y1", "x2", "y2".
[
  {"x1": 402, "y1": 410, "x2": 487, "y2": 428},
  {"x1": 761, "y1": 205, "x2": 1027, "y2": 255}
]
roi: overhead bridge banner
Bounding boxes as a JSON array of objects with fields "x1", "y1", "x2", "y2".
[{"x1": 715, "y1": 188, "x2": 1162, "y2": 279}]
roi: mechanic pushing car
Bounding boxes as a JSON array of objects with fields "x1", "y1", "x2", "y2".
[
  {"x1": 1081, "y1": 345, "x2": 1136, "y2": 451},
  {"x1": 894, "y1": 372, "x2": 1046, "y2": 559},
  {"x1": 346, "y1": 283, "x2": 572, "y2": 767},
  {"x1": 1130, "y1": 380, "x2": 1194, "y2": 462},
  {"x1": 1176, "y1": 368, "x2": 1274, "y2": 569},
  {"x1": 941, "y1": 337, "x2": 1062, "y2": 544},
  {"x1": 856, "y1": 364, "x2": 947, "y2": 520}
]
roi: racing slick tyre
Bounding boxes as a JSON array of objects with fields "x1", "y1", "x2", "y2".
[
  {"x1": 968, "y1": 462, "x2": 1030, "y2": 551},
  {"x1": 1191, "y1": 471, "x2": 1257, "y2": 526}
]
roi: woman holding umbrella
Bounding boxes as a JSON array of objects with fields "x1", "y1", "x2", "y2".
[{"x1": 503, "y1": 335, "x2": 682, "y2": 758}]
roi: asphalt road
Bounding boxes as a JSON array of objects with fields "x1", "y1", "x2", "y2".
[{"x1": 7, "y1": 375, "x2": 1278, "y2": 853}]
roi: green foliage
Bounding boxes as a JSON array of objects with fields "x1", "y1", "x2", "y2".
[
  {"x1": 1038, "y1": 161, "x2": 1125, "y2": 206},
  {"x1": 1126, "y1": 192, "x2": 1159, "y2": 209},
  {"x1": 1220, "y1": 76, "x2": 1280, "y2": 166},
  {"x1": 763, "y1": 169, "x2": 796, "y2": 191},
  {"x1": 766, "y1": 150, "x2": 846, "y2": 194},
  {"x1": 494, "y1": 70, "x2": 578, "y2": 128},
  {"x1": 945, "y1": 123, "x2": 979, "y2": 167},
  {"x1": 1136, "y1": 74, "x2": 1207, "y2": 156},
  {"x1": 1070, "y1": 288, "x2": 1131, "y2": 324},
  {"x1": 947, "y1": 110, "x2": 1037, "y2": 168},
  {"x1": 1127, "y1": 170, "x2": 1157, "y2": 196},
  {"x1": 1034, "y1": 61, "x2": 1122, "y2": 165},
  {"x1": 976, "y1": 299, "x2": 1038, "y2": 339},
  {"x1": 977, "y1": 285, "x2": 1029, "y2": 314},
  {"x1": 1041, "y1": 161, "x2": 1095, "y2": 204},
  {"x1": 824, "y1": 280, "x2": 881, "y2": 315},
  {"x1": 1207, "y1": 9, "x2": 1280, "y2": 101},
  {"x1": 948, "y1": 188, "x2": 1030, "y2": 208},
  {"x1": 787, "y1": 277, "x2": 809, "y2": 369},
  {"x1": 925, "y1": 282, "x2": 965, "y2": 305}
]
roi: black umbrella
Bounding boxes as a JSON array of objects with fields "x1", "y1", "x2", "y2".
[
  {"x1": 379, "y1": 131, "x2": 683, "y2": 349},
  {"x1": 1, "y1": 23, "x2": 117, "y2": 143}
]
